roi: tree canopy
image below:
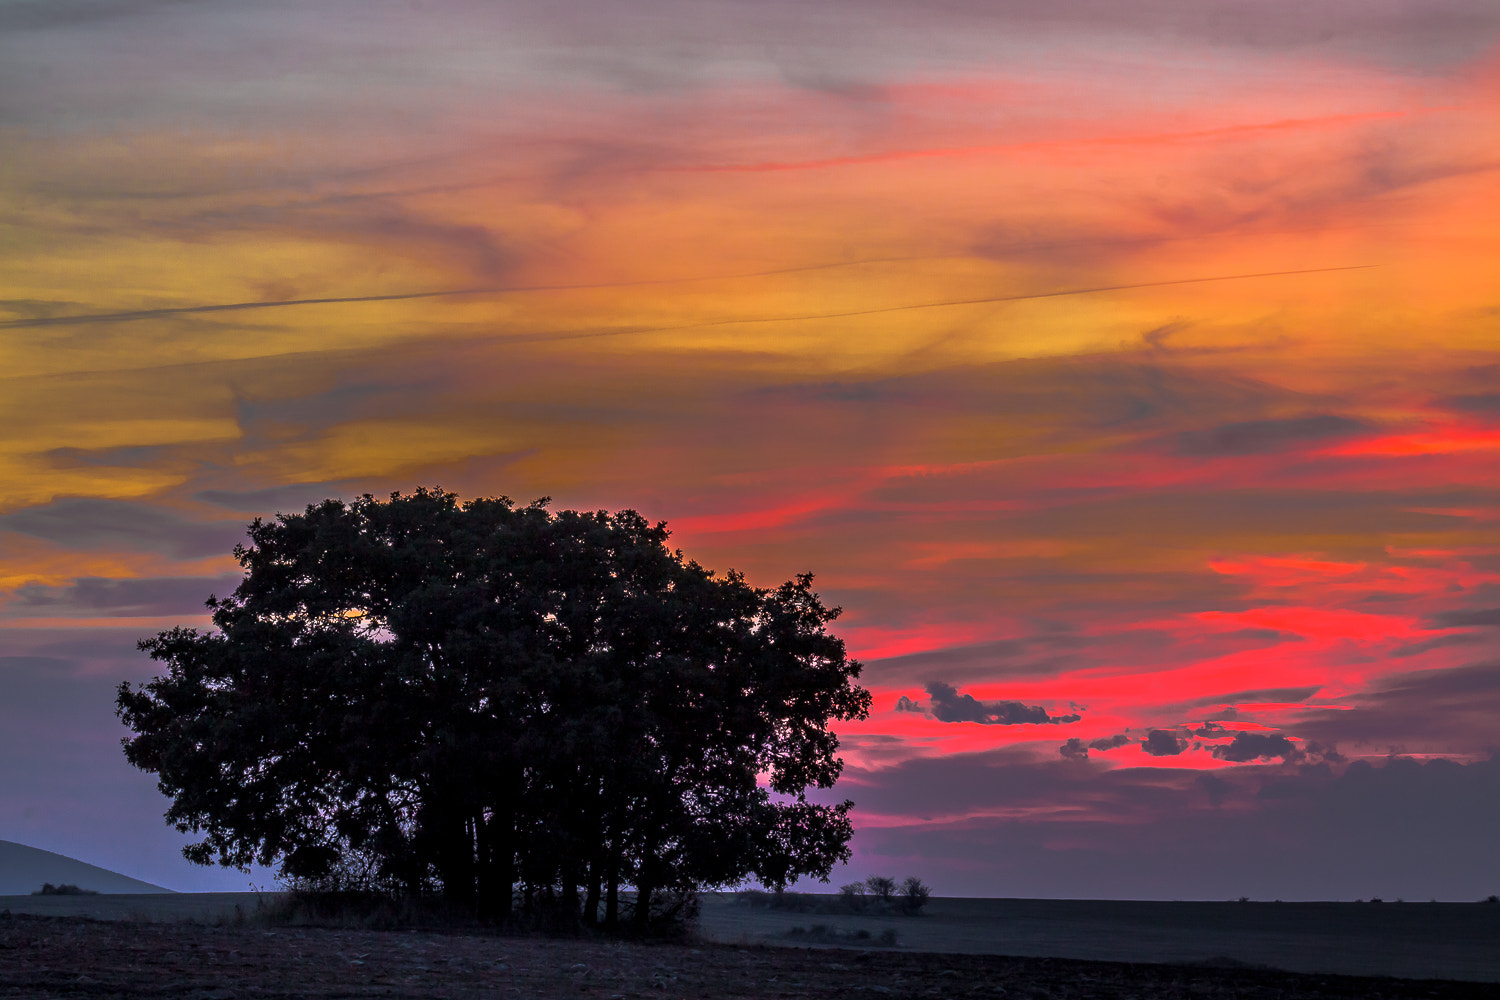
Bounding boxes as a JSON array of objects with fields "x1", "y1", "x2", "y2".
[{"x1": 117, "y1": 489, "x2": 871, "y2": 927}]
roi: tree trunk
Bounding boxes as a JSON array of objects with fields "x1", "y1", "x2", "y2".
[
  {"x1": 604, "y1": 864, "x2": 619, "y2": 928},
  {"x1": 632, "y1": 882, "x2": 653, "y2": 932},
  {"x1": 561, "y1": 859, "x2": 581, "y2": 929},
  {"x1": 583, "y1": 863, "x2": 601, "y2": 927}
]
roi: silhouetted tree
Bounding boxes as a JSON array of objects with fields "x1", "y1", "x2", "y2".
[
  {"x1": 899, "y1": 875, "x2": 931, "y2": 914},
  {"x1": 865, "y1": 874, "x2": 897, "y2": 904},
  {"x1": 117, "y1": 489, "x2": 870, "y2": 928}
]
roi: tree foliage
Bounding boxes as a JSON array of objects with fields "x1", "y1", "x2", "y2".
[{"x1": 117, "y1": 489, "x2": 870, "y2": 928}]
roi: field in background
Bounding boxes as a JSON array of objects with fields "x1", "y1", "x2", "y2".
[
  {"x1": 700, "y1": 895, "x2": 1500, "y2": 982},
  {"x1": 2, "y1": 893, "x2": 1497, "y2": 982}
]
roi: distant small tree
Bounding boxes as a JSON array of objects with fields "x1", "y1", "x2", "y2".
[
  {"x1": 838, "y1": 881, "x2": 869, "y2": 912},
  {"x1": 865, "y1": 875, "x2": 897, "y2": 904},
  {"x1": 899, "y1": 875, "x2": 931, "y2": 914}
]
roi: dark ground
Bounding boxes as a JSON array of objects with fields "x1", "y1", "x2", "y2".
[{"x1": 2, "y1": 911, "x2": 1496, "y2": 1000}]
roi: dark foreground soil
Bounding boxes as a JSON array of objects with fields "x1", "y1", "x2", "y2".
[{"x1": 0, "y1": 912, "x2": 1491, "y2": 1000}]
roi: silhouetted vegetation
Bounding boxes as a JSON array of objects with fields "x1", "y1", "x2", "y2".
[
  {"x1": 117, "y1": 489, "x2": 870, "y2": 933},
  {"x1": 32, "y1": 883, "x2": 97, "y2": 896},
  {"x1": 737, "y1": 875, "x2": 931, "y2": 916},
  {"x1": 784, "y1": 924, "x2": 900, "y2": 947}
]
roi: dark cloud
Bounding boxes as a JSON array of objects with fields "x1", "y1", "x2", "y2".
[
  {"x1": 1061, "y1": 732, "x2": 1129, "y2": 759},
  {"x1": 1391, "y1": 633, "x2": 1486, "y2": 658},
  {"x1": 1012, "y1": 490, "x2": 1470, "y2": 552},
  {"x1": 925, "y1": 682, "x2": 1080, "y2": 725},
  {"x1": 1426, "y1": 607, "x2": 1500, "y2": 628},
  {"x1": 195, "y1": 481, "x2": 366, "y2": 513},
  {"x1": 0, "y1": 288, "x2": 486, "y2": 331},
  {"x1": 1058, "y1": 737, "x2": 1089, "y2": 760},
  {"x1": 1215, "y1": 628, "x2": 1304, "y2": 643},
  {"x1": 893, "y1": 695, "x2": 921, "y2": 713},
  {"x1": 1141, "y1": 730, "x2": 1185, "y2": 756},
  {"x1": 6, "y1": 575, "x2": 241, "y2": 618},
  {"x1": 841, "y1": 751, "x2": 1500, "y2": 900},
  {"x1": 1198, "y1": 773, "x2": 1232, "y2": 807},
  {"x1": 1181, "y1": 686, "x2": 1322, "y2": 711},
  {"x1": 858, "y1": 629, "x2": 1103, "y2": 686},
  {"x1": 1438, "y1": 393, "x2": 1500, "y2": 415},
  {"x1": 1171, "y1": 415, "x2": 1371, "y2": 456},
  {"x1": 1211, "y1": 731, "x2": 1301, "y2": 763},
  {"x1": 1294, "y1": 660, "x2": 1500, "y2": 753},
  {"x1": 44, "y1": 444, "x2": 176, "y2": 469},
  {"x1": 0, "y1": 499, "x2": 247, "y2": 559}
]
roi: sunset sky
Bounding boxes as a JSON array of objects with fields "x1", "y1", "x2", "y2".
[{"x1": 2, "y1": 0, "x2": 1499, "y2": 898}]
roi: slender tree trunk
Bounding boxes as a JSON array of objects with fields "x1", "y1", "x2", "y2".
[
  {"x1": 493, "y1": 801, "x2": 515, "y2": 922},
  {"x1": 583, "y1": 862, "x2": 601, "y2": 927},
  {"x1": 476, "y1": 811, "x2": 497, "y2": 921},
  {"x1": 632, "y1": 882, "x2": 653, "y2": 932},
  {"x1": 604, "y1": 856, "x2": 619, "y2": 929},
  {"x1": 561, "y1": 858, "x2": 581, "y2": 929}
]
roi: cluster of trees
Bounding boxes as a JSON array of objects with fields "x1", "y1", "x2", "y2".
[
  {"x1": 33, "y1": 883, "x2": 97, "y2": 896},
  {"x1": 738, "y1": 874, "x2": 932, "y2": 916},
  {"x1": 840, "y1": 875, "x2": 931, "y2": 915},
  {"x1": 117, "y1": 489, "x2": 871, "y2": 929}
]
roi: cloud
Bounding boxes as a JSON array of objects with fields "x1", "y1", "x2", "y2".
[
  {"x1": 842, "y1": 751, "x2": 1500, "y2": 900},
  {"x1": 1058, "y1": 737, "x2": 1089, "y2": 760},
  {"x1": 1059, "y1": 732, "x2": 1129, "y2": 759},
  {"x1": 1427, "y1": 607, "x2": 1500, "y2": 628},
  {"x1": 860, "y1": 634, "x2": 1093, "y2": 685},
  {"x1": 1171, "y1": 415, "x2": 1372, "y2": 456},
  {"x1": 1180, "y1": 686, "x2": 1322, "y2": 710},
  {"x1": 1141, "y1": 730, "x2": 1185, "y2": 756},
  {"x1": 0, "y1": 499, "x2": 247, "y2": 560},
  {"x1": 195, "y1": 481, "x2": 368, "y2": 513},
  {"x1": 1215, "y1": 628, "x2": 1304, "y2": 643},
  {"x1": 1197, "y1": 772, "x2": 1232, "y2": 807},
  {"x1": 1294, "y1": 660, "x2": 1500, "y2": 753},
  {"x1": 1391, "y1": 633, "x2": 1486, "y2": 658},
  {"x1": 1210, "y1": 731, "x2": 1301, "y2": 763},
  {"x1": 6, "y1": 575, "x2": 241, "y2": 618},
  {"x1": 1439, "y1": 393, "x2": 1500, "y2": 415},
  {"x1": 924, "y1": 681, "x2": 1081, "y2": 725}
]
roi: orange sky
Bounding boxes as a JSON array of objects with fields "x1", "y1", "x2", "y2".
[{"x1": 1, "y1": 0, "x2": 1498, "y2": 897}]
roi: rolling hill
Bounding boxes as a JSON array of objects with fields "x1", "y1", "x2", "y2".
[{"x1": 0, "y1": 840, "x2": 171, "y2": 895}]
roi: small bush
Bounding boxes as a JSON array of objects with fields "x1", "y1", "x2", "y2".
[
  {"x1": 838, "y1": 882, "x2": 869, "y2": 912},
  {"x1": 898, "y1": 876, "x2": 930, "y2": 915},
  {"x1": 864, "y1": 876, "x2": 897, "y2": 903},
  {"x1": 783, "y1": 924, "x2": 899, "y2": 947},
  {"x1": 735, "y1": 875, "x2": 931, "y2": 916},
  {"x1": 33, "y1": 883, "x2": 97, "y2": 896}
]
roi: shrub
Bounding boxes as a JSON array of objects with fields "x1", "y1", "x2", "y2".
[
  {"x1": 783, "y1": 924, "x2": 899, "y2": 947},
  {"x1": 864, "y1": 875, "x2": 897, "y2": 903},
  {"x1": 838, "y1": 882, "x2": 869, "y2": 912},
  {"x1": 33, "y1": 883, "x2": 97, "y2": 896},
  {"x1": 899, "y1": 876, "x2": 931, "y2": 915}
]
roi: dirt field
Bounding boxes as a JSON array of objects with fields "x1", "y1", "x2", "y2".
[
  {"x1": 2, "y1": 911, "x2": 1496, "y2": 1000},
  {"x1": 698, "y1": 896, "x2": 1500, "y2": 982},
  {"x1": 4, "y1": 892, "x2": 1498, "y2": 986}
]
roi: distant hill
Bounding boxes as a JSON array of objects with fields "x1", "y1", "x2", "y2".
[{"x1": 0, "y1": 840, "x2": 172, "y2": 895}]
